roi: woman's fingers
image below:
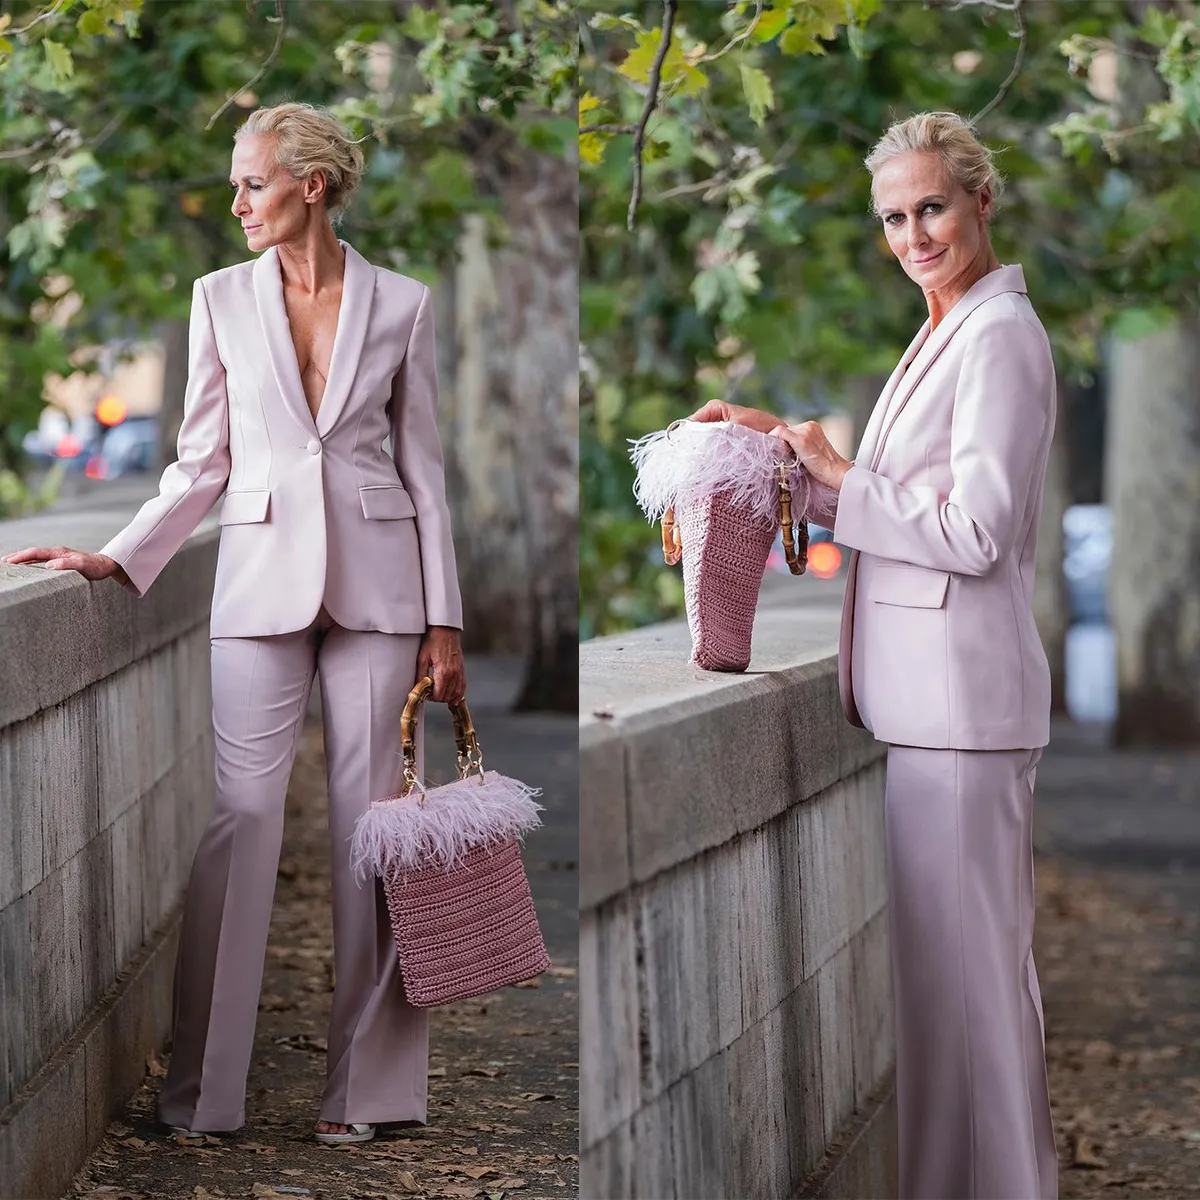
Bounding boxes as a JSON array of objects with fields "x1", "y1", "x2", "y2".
[
  {"x1": 687, "y1": 398, "x2": 729, "y2": 422},
  {"x1": 2, "y1": 545, "x2": 64, "y2": 565}
]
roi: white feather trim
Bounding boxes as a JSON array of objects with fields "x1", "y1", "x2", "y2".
[
  {"x1": 350, "y1": 771, "x2": 544, "y2": 881},
  {"x1": 629, "y1": 419, "x2": 838, "y2": 526}
]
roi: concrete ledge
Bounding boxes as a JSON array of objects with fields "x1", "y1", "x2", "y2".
[
  {"x1": 580, "y1": 592, "x2": 895, "y2": 1198},
  {"x1": 0, "y1": 497, "x2": 217, "y2": 1198},
  {"x1": 0, "y1": 906, "x2": 181, "y2": 1200}
]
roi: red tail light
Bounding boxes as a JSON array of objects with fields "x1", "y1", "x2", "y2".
[{"x1": 808, "y1": 542, "x2": 842, "y2": 579}]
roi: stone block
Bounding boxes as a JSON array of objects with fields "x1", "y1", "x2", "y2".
[
  {"x1": 850, "y1": 908, "x2": 895, "y2": 1110},
  {"x1": 0, "y1": 718, "x2": 48, "y2": 907},
  {"x1": 780, "y1": 977, "x2": 825, "y2": 1184},
  {"x1": 817, "y1": 942, "x2": 855, "y2": 1149},
  {"x1": 95, "y1": 666, "x2": 153, "y2": 830},
  {"x1": 631, "y1": 1089, "x2": 675, "y2": 1200},
  {"x1": 727, "y1": 1019, "x2": 790, "y2": 1200},
  {"x1": 28, "y1": 868, "x2": 70, "y2": 1072},
  {"x1": 668, "y1": 1053, "x2": 730, "y2": 1200},
  {"x1": 701, "y1": 847, "x2": 744, "y2": 1053},
  {"x1": 0, "y1": 892, "x2": 33, "y2": 1107},
  {"x1": 579, "y1": 718, "x2": 629, "y2": 912},
  {"x1": 796, "y1": 783, "x2": 850, "y2": 978},
  {"x1": 580, "y1": 901, "x2": 639, "y2": 1149},
  {"x1": 110, "y1": 804, "x2": 144, "y2": 973},
  {"x1": 637, "y1": 860, "x2": 718, "y2": 1099},
  {"x1": 37, "y1": 691, "x2": 99, "y2": 878},
  {"x1": 761, "y1": 1002, "x2": 798, "y2": 1200},
  {"x1": 580, "y1": 1119, "x2": 634, "y2": 1200},
  {"x1": 0, "y1": 1041, "x2": 88, "y2": 1200},
  {"x1": 56, "y1": 850, "x2": 88, "y2": 1041},
  {"x1": 766, "y1": 806, "x2": 806, "y2": 997},
  {"x1": 801, "y1": 1077, "x2": 898, "y2": 1200},
  {"x1": 859, "y1": 759, "x2": 889, "y2": 920},
  {"x1": 77, "y1": 829, "x2": 116, "y2": 1019}
]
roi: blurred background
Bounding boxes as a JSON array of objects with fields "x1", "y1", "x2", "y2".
[
  {"x1": 579, "y1": 0, "x2": 1200, "y2": 747},
  {"x1": 0, "y1": 0, "x2": 578, "y2": 711}
]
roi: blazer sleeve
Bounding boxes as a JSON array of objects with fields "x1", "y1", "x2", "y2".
[
  {"x1": 832, "y1": 313, "x2": 1054, "y2": 576},
  {"x1": 389, "y1": 285, "x2": 464, "y2": 629},
  {"x1": 98, "y1": 278, "x2": 231, "y2": 596}
]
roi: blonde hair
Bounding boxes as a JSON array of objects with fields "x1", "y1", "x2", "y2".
[
  {"x1": 864, "y1": 111, "x2": 1004, "y2": 216},
  {"x1": 236, "y1": 102, "x2": 365, "y2": 223}
]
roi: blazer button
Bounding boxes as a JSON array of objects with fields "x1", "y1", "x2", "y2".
[{"x1": 306, "y1": 439, "x2": 321, "y2": 455}]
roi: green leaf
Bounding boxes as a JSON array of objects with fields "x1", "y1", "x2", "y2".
[
  {"x1": 739, "y1": 63, "x2": 775, "y2": 126},
  {"x1": 589, "y1": 13, "x2": 644, "y2": 33},
  {"x1": 1138, "y1": 7, "x2": 1179, "y2": 49},
  {"x1": 403, "y1": 5, "x2": 442, "y2": 42},
  {"x1": 43, "y1": 40, "x2": 75, "y2": 81},
  {"x1": 77, "y1": 8, "x2": 110, "y2": 36},
  {"x1": 750, "y1": 9, "x2": 792, "y2": 43},
  {"x1": 617, "y1": 28, "x2": 708, "y2": 98}
]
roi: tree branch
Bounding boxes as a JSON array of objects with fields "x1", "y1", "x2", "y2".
[
  {"x1": 971, "y1": 0, "x2": 1028, "y2": 124},
  {"x1": 205, "y1": 0, "x2": 287, "y2": 130},
  {"x1": 697, "y1": 0, "x2": 764, "y2": 65},
  {"x1": 580, "y1": 123, "x2": 638, "y2": 135},
  {"x1": 627, "y1": 0, "x2": 677, "y2": 231}
]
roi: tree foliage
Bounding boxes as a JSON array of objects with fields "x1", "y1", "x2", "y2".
[
  {"x1": 579, "y1": 0, "x2": 1200, "y2": 638},
  {"x1": 0, "y1": 0, "x2": 574, "y2": 481}
]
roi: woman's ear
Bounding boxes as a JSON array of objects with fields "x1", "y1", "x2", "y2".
[
  {"x1": 977, "y1": 184, "x2": 994, "y2": 224},
  {"x1": 303, "y1": 169, "x2": 328, "y2": 206}
]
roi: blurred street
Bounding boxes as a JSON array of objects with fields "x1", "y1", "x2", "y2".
[
  {"x1": 68, "y1": 656, "x2": 578, "y2": 1200},
  {"x1": 1035, "y1": 717, "x2": 1200, "y2": 1197}
]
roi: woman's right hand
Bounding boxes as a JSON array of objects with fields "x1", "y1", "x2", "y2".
[
  {"x1": 1, "y1": 545, "x2": 128, "y2": 584},
  {"x1": 687, "y1": 398, "x2": 783, "y2": 435}
]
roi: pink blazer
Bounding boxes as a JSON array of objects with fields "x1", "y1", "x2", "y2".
[
  {"x1": 99, "y1": 241, "x2": 463, "y2": 639},
  {"x1": 812, "y1": 264, "x2": 1056, "y2": 750}
]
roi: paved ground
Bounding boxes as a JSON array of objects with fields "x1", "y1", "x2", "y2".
[
  {"x1": 1034, "y1": 716, "x2": 1200, "y2": 1197},
  {"x1": 68, "y1": 656, "x2": 578, "y2": 1200}
]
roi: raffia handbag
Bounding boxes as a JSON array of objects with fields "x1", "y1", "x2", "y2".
[
  {"x1": 630, "y1": 419, "x2": 836, "y2": 672},
  {"x1": 349, "y1": 677, "x2": 550, "y2": 1007}
]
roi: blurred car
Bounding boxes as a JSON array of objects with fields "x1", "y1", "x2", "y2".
[
  {"x1": 22, "y1": 411, "x2": 104, "y2": 473},
  {"x1": 766, "y1": 522, "x2": 845, "y2": 578},
  {"x1": 86, "y1": 415, "x2": 159, "y2": 480},
  {"x1": 1062, "y1": 504, "x2": 1112, "y2": 625}
]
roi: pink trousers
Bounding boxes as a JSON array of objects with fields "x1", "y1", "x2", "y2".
[
  {"x1": 157, "y1": 604, "x2": 426, "y2": 1131},
  {"x1": 885, "y1": 745, "x2": 1058, "y2": 1200}
]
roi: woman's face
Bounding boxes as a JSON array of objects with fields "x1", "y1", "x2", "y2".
[
  {"x1": 873, "y1": 151, "x2": 992, "y2": 297},
  {"x1": 229, "y1": 134, "x2": 323, "y2": 251}
]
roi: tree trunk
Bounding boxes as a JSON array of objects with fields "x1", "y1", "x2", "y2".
[
  {"x1": 1105, "y1": 315, "x2": 1200, "y2": 744},
  {"x1": 1033, "y1": 385, "x2": 1070, "y2": 713},
  {"x1": 435, "y1": 146, "x2": 578, "y2": 713}
]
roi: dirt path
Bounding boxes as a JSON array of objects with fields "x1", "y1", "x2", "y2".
[
  {"x1": 1035, "y1": 720, "x2": 1200, "y2": 1197},
  {"x1": 69, "y1": 669, "x2": 578, "y2": 1200}
]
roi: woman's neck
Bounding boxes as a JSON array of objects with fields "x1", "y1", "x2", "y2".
[{"x1": 925, "y1": 246, "x2": 1001, "y2": 330}]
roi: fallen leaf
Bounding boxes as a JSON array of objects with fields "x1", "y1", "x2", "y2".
[
  {"x1": 239, "y1": 1141, "x2": 277, "y2": 1153},
  {"x1": 466, "y1": 1067, "x2": 501, "y2": 1078},
  {"x1": 258, "y1": 994, "x2": 296, "y2": 1013},
  {"x1": 546, "y1": 966, "x2": 576, "y2": 979},
  {"x1": 497, "y1": 1180, "x2": 528, "y2": 1190},
  {"x1": 462, "y1": 1165, "x2": 498, "y2": 1179},
  {"x1": 518, "y1": 1092, "x2": 555, "y2": 1102},
  {"x1": 513, "y1": 979, "x2": 541, "y2": 989},
  {"x1": 1070, "y1": 1133, "x2": 1108, "y2": 1169},
  {"x1": 396, "y1": 1171, "x2": 421, "y2": 1192},
  {"x1": 428, "y1": 1066, "x2": 448, "y2": 1077},
  {"x1": 115, "y1": 1137, "x2": 154, "y2": 1152}
]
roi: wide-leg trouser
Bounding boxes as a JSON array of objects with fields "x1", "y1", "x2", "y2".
[
  {"x1": 156, "y1": 605, "x2": 426, "y2": 1131},
  {"x1": 885, "y1": 745, "x2": 1058, "y2": 1200}
]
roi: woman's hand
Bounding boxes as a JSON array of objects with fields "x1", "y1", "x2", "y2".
[
  {"x1": 1, "y1": 545, "x2": 129, "y2": 584},
  {"x1": 769, "y1": 421, "x2": 854, "y2": 492},
  {"x1": 417, "y1": 626, "x2": 467, "y2": 705},
  {"x1": 688, "y1": 398, "x2": 783, "y2": 435}
]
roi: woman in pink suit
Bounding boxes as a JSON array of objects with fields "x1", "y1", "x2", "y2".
[
  {"x1": 694, "y1": 112, "x2": 1058, "y2": 1199},
  {"x1": 3, "y1": 103, "x2": 466, "y2": 1146}
]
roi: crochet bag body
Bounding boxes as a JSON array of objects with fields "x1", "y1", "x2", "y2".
[
  {"x1": 630, "y1": 419, "x2": 837, "y2": 672},
  {"x1": 349, "y1": 677, "x2": 549, "y2": 1007}
]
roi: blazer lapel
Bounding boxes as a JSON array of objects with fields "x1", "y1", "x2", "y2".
[
  {"x1": 854, "y1": 320, "x2": 930, "y2": 468},
  {"x1": 867, "y1": 264, "x2": 1028, "y2": 472},
  {"x1": 252, "y1": 240, "x2": 376, "y2": 439},
  {"x1": 315, "y1": 240, "x2": 374, "y2": 437}
]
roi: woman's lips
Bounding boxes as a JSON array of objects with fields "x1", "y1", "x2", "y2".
[{"x1": 912, "y1": 249, "x2": 946, "y2": 266}]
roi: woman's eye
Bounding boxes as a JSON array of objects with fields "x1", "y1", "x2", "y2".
[{"x1": 923, "y1": 202, "x2": 942, "y2": 214}]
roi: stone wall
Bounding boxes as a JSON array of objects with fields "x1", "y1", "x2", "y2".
[
  {"x1": 580, "y1": 586, "x2": 896, "y2": 1199},
  {"x1": 0, "y1": 497, "x2": 216, "y2": 1199}
]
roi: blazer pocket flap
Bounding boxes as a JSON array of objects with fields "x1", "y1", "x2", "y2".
[
  {"x1": 867, "y1": 564, "x2": 950, "y2": 609},
  {"x1": 218, "y1": 488, "x2": 270, "y2": 526},
  {"x1": 359, "y1": 485, "x2": 416, "y2": 520}
]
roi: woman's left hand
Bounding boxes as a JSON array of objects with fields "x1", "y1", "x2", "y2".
[
  {"x1": 769, "y1": 421, "x2": 854, "y2": 492},
  {"x1": 417, "y1": 626, "x2": 467, "y2": 705}
]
